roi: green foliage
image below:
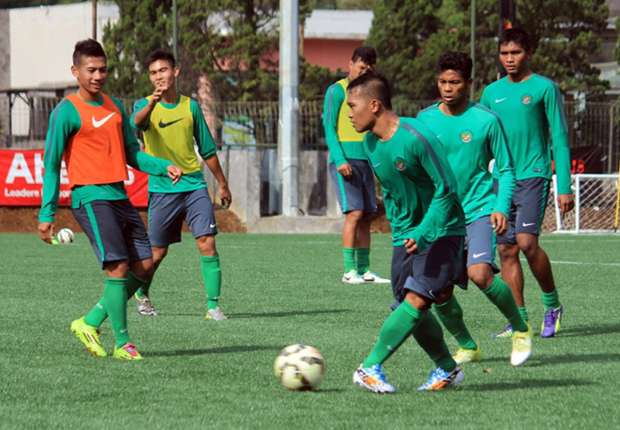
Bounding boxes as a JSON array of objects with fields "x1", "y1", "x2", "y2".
[{"x1": 367, "y1": 0, "x2": 609, "y2": 100}]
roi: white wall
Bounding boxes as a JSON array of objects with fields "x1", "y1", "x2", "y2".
[{"x1": 9, "y1": 2, "x2": 119, "y2": 89}]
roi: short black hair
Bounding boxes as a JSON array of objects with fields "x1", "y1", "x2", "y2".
[
  {"x1": 146, "y1": 49, "x2": 176, "y2": 68},
  {"x1": 348, "y1": 71, "x2": 392, "y2": 110},
  {"x1": 438, "y1": 51, "x2": 473, "y2": 80},
  {"x1": 351, "y1": 46, "x2": 377, "y2": 66},
  {"x1": 72, "y1": 39, "x2": 106, "y2": 66},
  {"x1": 499, "y1": 28, "x2": 532, "y2": 52}
]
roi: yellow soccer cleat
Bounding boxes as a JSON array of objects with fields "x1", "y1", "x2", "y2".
[
  {"x1": 452, "y1": 347, "x2": 482, "y2": 365},
  {"x1": 511, "y1": 324, "x2": 533, "y2": 366},
  {"x1": 113, "y1": 343, "x2": 143, "y2": 361},
  {"x1": 70, "y1": 318, "x2": 107, "y2": 358}
]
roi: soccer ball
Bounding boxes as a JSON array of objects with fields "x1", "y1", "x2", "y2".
[
  {"x1": 273, "y1": 344, "x2": 325, "y2": 391},
  {"x1": 56, "y1": 228, "x2": 75, "y2": 244}
]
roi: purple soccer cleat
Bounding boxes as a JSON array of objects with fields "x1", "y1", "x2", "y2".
[{"x1": 540, "y1": 305, "x2": 563, "y2": 338}]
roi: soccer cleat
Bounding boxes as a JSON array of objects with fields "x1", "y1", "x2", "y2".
[
  {"x1": 494, "y1": 323, "x2": 513, "y2": 339},
  {"x1": 360, "y1": 271, "x2": 390, "y2": 284},
  {"x1": 417, "y1": 366, "x2": 464, "y2": 391},
  {"x1": 452, "y1": 347, "x2": 482, "y2": 365},
  {"x1": 112, "y1": 343, "x2": 143, "y2": 361},
  {"x1": 353, "y1": 364, "x2": 396, "y2": 393},
  {"x1": 511, "y1": 325, "x2": 533, "y2": 366},
  {"x1": 70, "y1": 318, "x2": 107, "y2": 358},
  {"x1": 135, "y1": 295, "x2": 158, "y2": 316},
  {"x1": 205, "y1": 307, "x2": 228, "y2": 321},
  {"x1": 540, "y1": 305, "x2": 563, "y2": 338},
  {"x1": 342, "y1": 270, "x2": 364, "y2": 284}
]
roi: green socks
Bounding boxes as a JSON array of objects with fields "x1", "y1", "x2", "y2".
[
  {"x1": 541, "y1": 290, "x2": 561, "y2": 311},
  {"x1": 362, "y1": 300, "x2": 421, "y2": 367},
  {"x1": 84, "y1": 299, "x2": 107, "y2": 328},
  {"x1": 343, "y1": 248, "x2": 356, "y2": 273},
  {"x1": 127, "y1": 271, "x2": 148, "y2": 299},
  {"x1": 103, "y1": 277, "x2": 130, "y2": 348},
  {"x1": 433, "y1": 295, "x2": 478, "y2": 351},
  {"x1": 201, "y1": 255, "x2": 222, "y2": 310},
  {"x1": 356, "y1": 248, "x2": 370, "y2": 274},
  {"x1": 518, "y1": 306, "x2": 529, "y2": 323},
  {"x1": 483, "y1": 277, "x2": 529, "y2": 333},
  {"x1": 412, "y1": 311, "x2": 457, "y2": 372}
]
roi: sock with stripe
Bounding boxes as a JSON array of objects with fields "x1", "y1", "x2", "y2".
[
  {"x1": 541, "y1": 289, "x2": 561, "y2": 311},
  {"x1": 103, "y1": 277, "x2": 130, "y2": 348},
  {"x1": 483, "y1": 277, "x2": 529, "y2": 332},
  {"x1": 518, "y1": 306, "x2": 529, "y2": 323},
  {"x1": 433, "y1": 295, "x2": 478, "y2": 351},
  {"x1": 412, "y1": 311, "x2": 457, "y2": 372},
  {"x1": 201, "y1": 255, "x2": 222, "y2": 310}
]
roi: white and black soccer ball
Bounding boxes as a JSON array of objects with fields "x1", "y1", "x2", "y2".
[
  {"x1": 56, "y1": 228, "x2": 75, "y2": 244},
  {"x1": 273, "y1": 344, "x2": 325, "y2": 391}
]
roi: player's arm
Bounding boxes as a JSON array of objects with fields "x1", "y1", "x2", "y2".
[
  {"x1": 322, "y1": 84, "x2": 349, "y2": 174},
  {"x1": 488, "y1": 116, "x2": 515, "y2": 234},
  {"x1": 544, "y1": 83, "x2": 574, "y2": 214},
  {"x1": 131, "y1": 97, "x2": 154, "y2": 131},
  {"x1": 406, "y1": 133, "x2": 460, "y2": 253},
  {"x1": 38, "y1": 100, "x2": 79, "y2": 243},
  {"x1": 191, "y1": 99, "x2": 231, "y2": 207},
  {"x1": 114, "y1": 98, "x2": 182, "y2": 182}
]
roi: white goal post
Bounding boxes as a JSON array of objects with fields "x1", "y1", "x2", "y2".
[{"x1": 547, "y1": 174, "x2": 620, "y2": 233}]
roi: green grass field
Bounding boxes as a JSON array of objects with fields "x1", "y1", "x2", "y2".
[{"x1": 1, "y1": 233, "x2": 620, "y2": 429}]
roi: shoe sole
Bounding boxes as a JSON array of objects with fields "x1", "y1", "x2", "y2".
[{"x1": 353, "y1": 373, "x2": 395, "y2": 394}]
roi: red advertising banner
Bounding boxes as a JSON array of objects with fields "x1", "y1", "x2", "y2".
[{"x1": 0, "y1": 149, "x2": 149, "y2": 207}]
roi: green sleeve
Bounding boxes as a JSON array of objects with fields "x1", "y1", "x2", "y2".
[
  {"x1": 112, "y1": 97, "x2": 171, "y2": 176},
  {"x1": 130, "y1": 98, "x2": 149, "y2": 131},
  {"x1": 39, "y1": 100, "x2": 81, "y2": 223},
  {"x1": 407, "y1": 132, "x2": 460, "y2": 252},
  {"x1": 544, "y1": 84, "x2": 572, "y2": 194},
  {"x1": 190, "y1": 99, "x2": 217, "y2": 160},
  {"x1": 489, "y1": 117, "x2": 515, "y2": 216},
  {"x1": 322, "y1": 83, "x2": 347, "y2": 167},
  {"x1": 479, "y1": 87, "x2": 491, "y2": 108}
]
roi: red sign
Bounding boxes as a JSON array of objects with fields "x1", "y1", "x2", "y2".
[{"x1": 0, "y1": 149, "x2": 148, "y2": 207}]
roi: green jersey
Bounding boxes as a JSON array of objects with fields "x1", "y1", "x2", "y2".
[
  {"x1": 363, "y1": 117, "x2": 465, "y2": 249},
  {"x1": 322, "y1": 79, "x2": 367, "y2": 166},
  {"x1": 39, "y1": 96, "x2": 171, "y2": 223},
  {"x1": 480, "y1": 74, "x2": 571, "y2": 194},
  {"x1": 417, "y1": 102, "x2": 515, "y2": 224},
  {"x1": 132, "y1": 96, "x2": 217, "y2": 193}
]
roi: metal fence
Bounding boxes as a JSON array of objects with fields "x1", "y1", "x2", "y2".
[{"x1": 1, "y1": 92, "x2": 620, "y2": 173}]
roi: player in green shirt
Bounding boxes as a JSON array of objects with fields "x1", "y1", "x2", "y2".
[
  {"x1": 347, "y1": 72, "x2": 471, "y2": 393},
  {"x1": 131, "y1": 50, "x2": 232, "y2": 321},
  {"x1": 322, "y1": 46, "x2": 389, "y2": 285},
  {"x1": 480, "y1": 28, "x2": 574, "y2": 338},
  {"x1": 418, "y1": 52, "x2": 532, "y2": 367},
  {"x1": 38, "y1": 39, "x2": 182, "y2": 360}
]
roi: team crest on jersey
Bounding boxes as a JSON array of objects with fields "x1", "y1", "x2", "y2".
[
  {"x1": 521, "y1": 94, "x2": 532, "y2": 105},
  {"x1": 394, "y1": 157, "x2": 406, "y2": 171},
  {"x1": 460, "y1": 130, "x2": 473, "y2": 143}
]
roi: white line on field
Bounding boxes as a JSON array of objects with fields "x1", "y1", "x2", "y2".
[{"x1": 521, "y1": 258, "x2": 620, "y2": 267}]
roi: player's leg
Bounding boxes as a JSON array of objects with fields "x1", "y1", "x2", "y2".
[
  {"x1": 514, "y1": 178, "x2": 563, "y2": 337},
  {"x1": 183, "y1": 188, "x2": 225, "y2": 320}
]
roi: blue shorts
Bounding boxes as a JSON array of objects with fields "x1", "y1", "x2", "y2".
[
  {"x1": 390, "y1": 236, "x2": 465, "y2": 303},
  {"x1": 465, "y1": 216, "x2": 499, "y2": 270},
  {"x1": 497, "y1": 178, "x2": 550, "y2": 245},
  {"x1": 72, "y1": 199, "x2": 152, "y2": 268},
  {"x1": 329, "y1": 159, "x2": 377, "y2": 214},
  {"x1": 148, "y1": 188, "x2": 217, "y2": 247}
]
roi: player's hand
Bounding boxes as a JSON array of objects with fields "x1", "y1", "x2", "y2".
[
  {"x1": 38, "y1": 222, "x2": 55, "y2": 244},
  {"x1": 219, "y1": 183, "x2": 232, "y2": 209},
  {"x1": 337, "y1": 163, "x2": 353, "y2": 178},
  {"x1": 557, "y1": 193, "x2": 574, "y2": 215},
  {"x1": 404, "y1": 238, "x2": 418, "y2": 254},
  {"x1": 490, "y1": 212, "x2": 507, "y2": 235},
  {"x1": 167, "y1": 165, "x2": 183, "y2": 184}
]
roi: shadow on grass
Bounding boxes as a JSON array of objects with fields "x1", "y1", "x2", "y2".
[
  {"x1": 557, "y1": 323, "x2": 620, "y2": 337},
  {"x1": 147, "y1": 344, "x2": 281, "y2": 357},
  {"x1": 229, "y1": 308, "x2": 352, "y2": 319},
  {"x1": 481, "y1": 353, "x2": 620, "y2": 366},
  {"x1": 466, "y1": 378, "x2": 595, "y2": 391}
]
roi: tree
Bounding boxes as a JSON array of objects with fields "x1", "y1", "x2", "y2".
[{"x1": 367, "y1": 0, "x2": 609, "y2": 102}]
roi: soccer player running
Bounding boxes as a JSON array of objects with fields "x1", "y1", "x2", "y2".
[
  {"x1": 38, "y1": 39, "x2": 183, "y2": 360},
  {"x1": 417, "y1": 52, "x2": 532, "y2": 366},
  {"x1": 322, "y1": 46, "x2": 389, "y2": 285},
  {"x1": 348, "y1": 72, "x2": 471, "y2": 393},
  {"x1": 480, "y1": 28, "x2": 573, "y2": 338},
  {"x1": 131, "y1": 50, "x2": 232, "y2": 321}
]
